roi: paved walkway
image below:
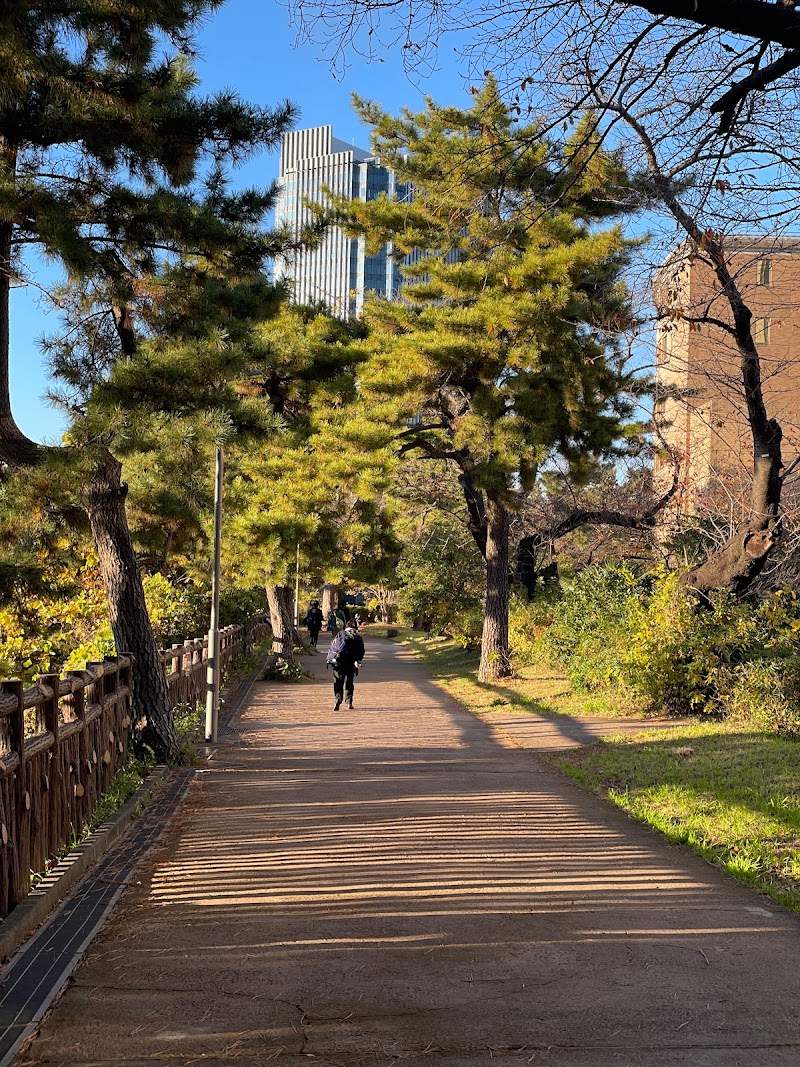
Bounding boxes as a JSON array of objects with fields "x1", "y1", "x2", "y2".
[{"x1": 17, "y1": 637, "x2": 800, "y2": 1066}]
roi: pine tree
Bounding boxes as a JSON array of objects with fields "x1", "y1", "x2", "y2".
[
  {"x1": 223, "y1": 303, "x2": 399, "y2": 662},
  {"x1": 0, "y1": 1, "x2": 295, "y2": 758},
  {"x1": 46, "y1": 258, "x2": 298, "y2": 754},
  {"x1": 330, "y1": 81, "x2": 640, "y2": 680}
]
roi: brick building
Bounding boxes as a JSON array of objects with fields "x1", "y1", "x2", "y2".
[{"x1": 654, "y1": 237, "x2": 800, "y2": 524}]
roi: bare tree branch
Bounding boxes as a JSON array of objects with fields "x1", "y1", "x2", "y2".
[
  {"x1": 710, "y1": 46, "x2": 800, "y2": 132},
  {"x1": 617, "y1": 1, "x2": 800, "y2": 48}
]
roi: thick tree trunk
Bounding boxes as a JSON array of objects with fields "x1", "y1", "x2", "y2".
[
  {"x1": 85, "y1": 449, "x2": 182, "y2": 763},
  {"x1": 0, "y1": 202, "x2": 39, "y2": 466},
  {"x1": 321, "y1": 583, "x2": 341, "y2": 618},
  {"x1": 267, "y1": 583, "x2": 295, "y2": 663},
  {"x1": 478, "y1": 497, "x2": 512, "y2": 682},
  {"x1": 686, "y1": 376, "x2": 782, "y2": 596},
  {"x1": 687, "y1": 525, "x2": 775, "y2": 597}
]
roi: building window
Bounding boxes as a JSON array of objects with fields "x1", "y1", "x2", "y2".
[
  {"x1": 757, "y1": 258, "x2": 772, "y2": 286},
  {"x1": 754, "y1": 317, "x2": 771, "y2": 345}
]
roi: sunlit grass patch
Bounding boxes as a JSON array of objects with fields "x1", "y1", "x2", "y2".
[
  {"x1": 389, "y1": 626, "x2": 644, "y2": 718},
  {"x1": 553, "y1": 721, "x2": 800, "y2": 911}
]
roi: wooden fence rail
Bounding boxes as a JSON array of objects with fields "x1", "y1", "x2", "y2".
[
  {"x1": 162, "y1": 616, "x2": 270, "y2": 709},
  {"x1": 0, "y1": 613, "x2": 270, "y2": 918}
]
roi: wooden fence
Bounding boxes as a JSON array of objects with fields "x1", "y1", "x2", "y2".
[
  {"x1": 0, "y1": 614, "x2": 269, "y2": 918},
  {"x1": 162, "y1": 617, "x2": 270, "y2": 709}
]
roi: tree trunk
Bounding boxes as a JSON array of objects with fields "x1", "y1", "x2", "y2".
[
  {"x1": 645, "y1": 169, "x2": 783, "y2": 596},
  {"x1": 478, "y1": 496, "x2": 512, "y2": 682},
  {"x1": 516, "y1": 533, "x2": 547, "y2": 597},
  {"x1": 321, "y1": 583, "x2": 341, "y2": 617},
  {"x1": 683, "y1": 259, "x2": 782, "y2": 595},
  {"x1": 267, "y1": 583, "x2": 295, "y2": 663},
  {"x1": 0, "y1": 197, "x2": 39, "y2": 466},
  {"x1": 458, "y1": 470, "x2": 488, "y2": 559},
  {"x1": 85, "y1": 449, "x2": 182, "y2": 763}
]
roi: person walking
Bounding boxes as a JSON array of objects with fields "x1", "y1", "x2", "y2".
[
  {"x1": 304, "y1": 599, "x2": 323, "y2": 648},
  {"x1": 326, "y1": 618, "x2": 365, "y2": 711},
  {"x1": 326, "y1": 611, "x2": 338, "y2": 638}
]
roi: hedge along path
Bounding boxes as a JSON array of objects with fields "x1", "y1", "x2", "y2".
[{"x1": 19, "y1": 635, "x2": 800, "y2": 1066}]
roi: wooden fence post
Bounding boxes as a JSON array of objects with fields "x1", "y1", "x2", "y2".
[
  {"x1": 3, "y1": 679, "x2": 29, "y2": 907},
  {"x1": 102, "y1": 657, "x2": 122, "y2": 777},
  {"x1": 185, "y1": 638, "x2": 197, "y2": 706},
  {"x1": 117, "y1": 654, "x2": 134, "y2": 757},
  {"x1": 67, "y1": 672, "x2": 89, "y2": 829},
  {"x1": 39, "y1": 673, "x2": 63, "y2": 862},
  {"x1": 86, "y1": 662, "x2": 108, "y2": 801}
]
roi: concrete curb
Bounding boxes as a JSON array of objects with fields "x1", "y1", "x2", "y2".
[{"x1": 0, "y1": 765, "x2": 169, "y2": 964}]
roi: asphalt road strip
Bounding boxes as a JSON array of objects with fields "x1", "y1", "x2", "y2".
[{"x1": 0, "y1": 769, "x2": 193, "y2": 1067}]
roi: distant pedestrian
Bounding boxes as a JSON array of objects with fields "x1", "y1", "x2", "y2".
[
  {"x1": 326, "y1": 611, "x2": 338, "y2": 637},
  {"x1": 304, "y1": 599, "x2": 323, "y2": 648},
  {"x1": 334, "y1": 606, "x2": 348, "y2": 630},
  {"x1": 326, "y1": 618, "x2": 365, "y2": 711},
  {"x1": 353, "y1": 612, "x2": 363, "y2": 629}
]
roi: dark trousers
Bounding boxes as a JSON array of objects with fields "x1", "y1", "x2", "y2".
[
  {"x1": 333, "y1": 665, "x2": 356, "y2": 704},
  {"x1": 308, "y1": 628, "x2": 320, "y2": 647}
]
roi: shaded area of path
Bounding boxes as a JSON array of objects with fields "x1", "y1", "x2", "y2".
[{"x1": 18, "y1": 637, "x2": 800, "y2": 1066}]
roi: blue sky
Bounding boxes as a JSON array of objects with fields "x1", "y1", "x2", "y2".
[{"x1": 12, "y1": 0, "x2": 472, "y2": 443}]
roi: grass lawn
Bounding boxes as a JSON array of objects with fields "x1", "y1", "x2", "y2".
[
  {"x1": 555, "y1": 723, "x2": 800, "y2": 913},
  {"x1": 384, "y1": 626, "x2": 800, "y2": 913},
  {"x1": 385, "y1": 626, "x2": 644, "y2": 718}
]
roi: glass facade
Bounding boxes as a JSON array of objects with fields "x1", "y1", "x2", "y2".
[{"x1": 274, "y1": 125, "x2": 410, "y2": 318}]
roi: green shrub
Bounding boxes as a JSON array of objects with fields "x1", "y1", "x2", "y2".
[
  {"x1": 447, "y1": 605, "x2": 484, "y2": 649},
  {"x1": 219, "y1": 586, "x2": 268, "y2": 627},
  {"x1": 0, "y1": 565, "x2": 113, "y2": 681},
  {"x1": 622, "y1": 573, "x2": 762, "y2": 715},
  {"x1": 509, "y1": 590, "x2": 560, "y2": 663},
  {"x1": 512, "y1": 562, "x2": 800, "y2": 726},
  {"x1": 0, "y1": 561, "x2": 267, "y2": 682},
  {"x1": 263, "y1": 659, "x2": 309, "y2": 682},
  {"x1": 720, "y1": 659, "x2": 800, "y2": 737},
  {"x1": 142, "y1": 572, "x2": 209, "y2": 646},
  {"x1": 538, "y1": 564, "x2": 642, "y2": 692}
]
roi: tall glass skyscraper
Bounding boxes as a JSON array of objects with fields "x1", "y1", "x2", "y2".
[{"x1": 274, "y1": 125, "x2": 408, "y2": 318}]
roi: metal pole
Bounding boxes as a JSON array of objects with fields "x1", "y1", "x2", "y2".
[
  {"x1": 293, "y1": 541, "x2": 300, "y2": 626},
  {"x1": 205, "y1": 445, "x2": 223, "y2": 743}
]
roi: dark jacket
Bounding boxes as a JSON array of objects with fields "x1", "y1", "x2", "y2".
[{"x1": 305, "y1": 606, "x2": 323, "y2": 630}]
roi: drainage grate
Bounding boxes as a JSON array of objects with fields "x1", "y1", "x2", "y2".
[{"x1": 0, "y1": 769, "x2": 193, "y2": 1067}]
